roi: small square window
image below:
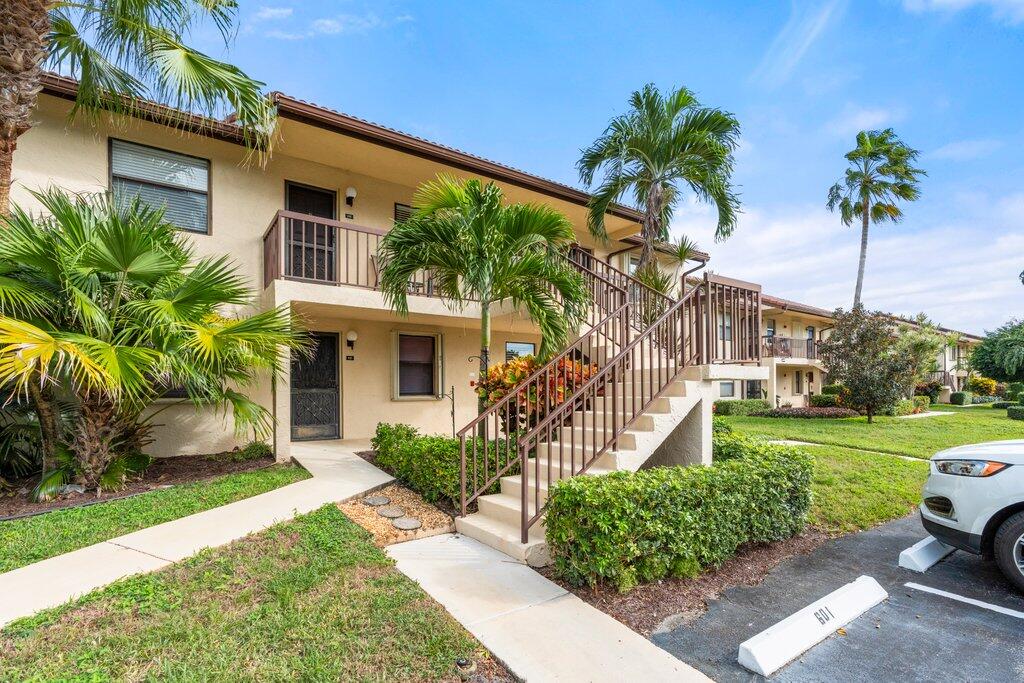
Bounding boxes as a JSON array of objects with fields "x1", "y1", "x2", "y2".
[
  {"x1": 720, "y1": 381, "x2": 735, "y2": 398},
  {"x1": 505, "y1": 341, "x2": 536, "y2": 361},
  {"x1": 110, "y1": 139, "x2": 210, "y2": 234},
  {"x1": 394, "y1": 203, "x2": 413, "y2": 223}
]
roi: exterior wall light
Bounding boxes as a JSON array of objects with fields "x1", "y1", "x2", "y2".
[
  {"x1": 345, "y1": 186, "x2": 357, "y2": 207},
  {"x1": 346, "y1": 330, "x2": 358, "y2": 349}
]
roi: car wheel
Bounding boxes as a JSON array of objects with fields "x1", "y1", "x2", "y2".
[{"x1": 994, "y1": 512, "x2": 1024, "y2": 592}]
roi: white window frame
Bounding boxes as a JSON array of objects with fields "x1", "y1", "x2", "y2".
[
  {"x1": 391, "y1": 331, "x2": 444, "y2": 401},
  {"x1": 720, "y1": 381, "x2": 735, "y2": 398}
]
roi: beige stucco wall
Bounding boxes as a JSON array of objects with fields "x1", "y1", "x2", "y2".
[{"x1": 11, "y1": 95, "x2": 627, "y2": 458}]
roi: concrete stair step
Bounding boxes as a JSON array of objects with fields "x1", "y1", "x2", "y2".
[
  {"x1": 558, "y1": 426, "x2": 638, "y2": 450},
  {"x1": 569, "y1": 410, "x2": 655, "y2": 432},
  {"x1": 454, "y1": 511, "x2": 549, "y2": 566}
]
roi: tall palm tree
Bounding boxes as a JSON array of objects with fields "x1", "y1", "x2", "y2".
[
  {"x1": 827, "y1": 129, "x2": 925, "y2": 307},
  {"x1": 0, "y1": 188, "x2": 306, "y2": 494},
  {"x1": 577, "y1": 84, "x2": 741, "y2": 268},
  {"x1": 0, "y1": 0, "x2": 274, "y2": 213},
  {"x1": 377, "y1": 175, "x2": 590, "y2": 412}
]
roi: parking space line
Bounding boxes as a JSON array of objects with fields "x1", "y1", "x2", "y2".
[{"x1": 905, "y1": 582, "x2": 1024, "y2": 620}]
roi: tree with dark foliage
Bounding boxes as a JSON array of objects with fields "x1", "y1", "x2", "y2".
[{"x1": 817, "y1": 306, "x2": 917, "y2": 422}]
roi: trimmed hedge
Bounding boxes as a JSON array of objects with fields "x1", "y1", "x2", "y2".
[
  {"x1": 992, "y1": 401, "x2": 1014, "y2": 409},
  {"x1": 913, "y1": 395, "x2": 931, "y2": 409},
  {"x1": 950, "y1": 391, "x2": 973, "y2": 405},
  {"x1": 371, "y1": 423, "x2": 515, "y2": 505},
  {"x1": 545, "y1": 432, "x2": 812, "y2": 591},
  {"x1": 810, "y1": 394, "x2": 839, "y2": 408},
  {"x1": 714, "y1": 398, "x2": 771, "y2": 416},
  {"x1": 821, "y1": 384, "x2": 845, "y2": 395},
  {"x1": 890, "y1": 399, "x2": 916, "y2": 416},
  {"x1": 1008, "y1": 406, "x2": 1024, "y2": 421},
  {"x1": 755, "y1": 407, "x2": 860, "y2": 419}
]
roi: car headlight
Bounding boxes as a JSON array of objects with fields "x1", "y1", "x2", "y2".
[{"x1": 933, "y1": 459, "x2": 1008, "y2": 477}]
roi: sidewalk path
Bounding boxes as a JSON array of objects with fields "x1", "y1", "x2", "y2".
[
  {"x1": 0, "y1": 440, "x2": 391, "y2": 627},
  {"x1": 388, "y1": 533, "x2": 712, "y2": 682}
]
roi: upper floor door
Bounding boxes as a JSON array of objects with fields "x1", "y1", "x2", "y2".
[{"x1": 285, "y1": 182, "x2": 337, "y2": 281}]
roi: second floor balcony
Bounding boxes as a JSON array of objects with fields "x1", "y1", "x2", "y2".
[
  {"x1": 763, "y1": 335, "x2": 818, "y2": 361},
  {"x1": 262, "y1": 209, "x2": 463, "y2": 300}
]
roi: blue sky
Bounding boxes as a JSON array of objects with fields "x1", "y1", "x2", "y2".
[{"x1": 204, "y1": 1, "x2": 1023, "y2": 333}]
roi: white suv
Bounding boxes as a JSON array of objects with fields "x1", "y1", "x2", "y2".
[{"x1": 920, "y1": 439, "x2": 1024, "y2": 591}]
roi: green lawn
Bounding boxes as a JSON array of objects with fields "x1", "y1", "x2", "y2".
[
  {"x1": 0, "y1": 465, "x2": 309, "y2": 573},
  {"x1": 808, "y1": 445, "x2": 929, "y2": 533},
  {"x1": 0, "y1": 505, "x2": 492, "y2": 682},
  {"x1": 726, "y1": 404, "x2": 1022, "y2": 459}
]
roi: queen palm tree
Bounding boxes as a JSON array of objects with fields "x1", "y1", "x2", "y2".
[
  {"x1": 827, "y1": 129, "x2": 925, "y2": 307},
  {"x1": 0, "y1": 188, "x2": 306, "y2": 495},
  {"x1": 577, "y1": 84, "x2": 741, "y2": 269},
  {"x1": 0, "y1": 0, "x2": 274, "y2": 213},
  {"x1": 377, "y1": 175, "x2": 590, "y2": 413}
]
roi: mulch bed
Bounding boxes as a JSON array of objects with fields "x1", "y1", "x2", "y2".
[
  {"x1": 0, "y1": 452, "x2": 278, "y2": 519},
  {"x1": 354, "y1": 449, "x2": 463, "y2": 517},
  {"x1": 539, "y1": 530, "x2": 830, "y2": 637},
  {"x1": 338, "y1": 484, "x2": 455, "y2": 547}
]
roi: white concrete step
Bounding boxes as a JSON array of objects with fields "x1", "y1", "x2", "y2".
[
  {"x1": 454, "y1": 510, "x2": 549, "y2": 566},
  {"x1": 569, "y1": 409, "x2": 656, "y2": 432},
  {"x1": 558, "y1": 426, "x2": 641, "y2": 450}
]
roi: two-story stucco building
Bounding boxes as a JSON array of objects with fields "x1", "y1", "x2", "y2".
[{"x1": 12, "y1": 74, "x2": 719, "y2": 462}]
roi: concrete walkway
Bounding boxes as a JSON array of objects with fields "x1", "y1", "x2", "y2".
[
  {"x1": 898, "y1": 410, "x2": 955, "y2": 419},
  {"x1": 388, "y1": 533, "x2": 712, "y2": 682},
  {"x1": 0, "y1": 440, "x2": 391, "y2": 627}
]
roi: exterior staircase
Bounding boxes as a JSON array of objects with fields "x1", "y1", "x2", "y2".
[{"x1": 454, "y1": 249, "x2": 764, "y2": 566}]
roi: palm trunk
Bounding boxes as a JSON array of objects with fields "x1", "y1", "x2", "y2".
[
  {"x1": 25, "y1": 376, "x2": 59, "y2": 473},
  {"x1": 478, "y1": 302, "x2": 491, "y2": 415},
  {"x1": 638, "y1": 183, "x2": 664, "y2": 270},
  {"x1": 853, "y1": 199, "x2": 869, "y2": 307},
  {"x1": 0, "y1": 1, "x2": 52, "y2": 215}
]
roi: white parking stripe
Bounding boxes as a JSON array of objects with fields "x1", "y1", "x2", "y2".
[{"x1": 905, "y1": 582, "x2": 1024, "y2": 620}]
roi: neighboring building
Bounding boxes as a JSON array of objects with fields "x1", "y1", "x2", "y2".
[
  {"x1": 12, "y1": 74, "x2": 721, "y2": 461},
  {"x1": 712, "y1": 290, "x2": 983, "y2": 406}
]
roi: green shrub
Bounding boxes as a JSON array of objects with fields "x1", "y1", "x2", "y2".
[
  {"x1": 713, "y1": 398, "x2": 771, "y2": 416},
  {"x1": 950, "y1": 391, "x2": 973, "y2": 406},
  {"x1": 371, "y1": 423, "x2": 516, "y2": 505},
  {"x1": 1008, "y1": 382, "x2": 1024, "y2": 401},
  {"x1": 889, "y1": 399, "x2": 916, "y2": 416},
  {"x1": 756, "y1": 407, "x2": 860, "y2": 419},
  {"x1": 913, "y1": 395, "x2": 931, "y2": 411},
  {"x1": 810, "y1": 394, "x2": 839, "y2": 408},
  {"x1": 712, "y1": 416, "x2": 733, "y2": 435},
  {"x1": 228, "y1": 441, "x2": 273, "y2": 462},
  {"x1": 1008, "y1": 406, "x2": 1024, "y2": 421},
  {"x1": 545, "y1": 439, "x2": 812, "y2": 591},
  {"x1": 821, "y1": 384, "x2": 844, "y2": 395},
  {"x1": 992, "y1": 401, "x2": 1013, "y2": 409},
  {"x1": 371, "y1": 423, "x2": 420, "y2": 459},
  {"x1": 966, "y1": 376, "x2": 998, "y2": 396}
]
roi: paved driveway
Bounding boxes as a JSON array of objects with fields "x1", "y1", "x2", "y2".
[{"x1": 654, "y1": 515, "x2": 1024, "y2": 682}]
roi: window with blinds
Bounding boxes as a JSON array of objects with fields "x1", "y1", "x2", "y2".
[
  {"x1": 394, "y1": 203, "x2": 413, "y2": 223},
  {"x1": 393, "y1": 332, "x2": 442, "y2": 398},
  {"x1": 110, "y1": 139, "x2": 210, "y2": 234}
]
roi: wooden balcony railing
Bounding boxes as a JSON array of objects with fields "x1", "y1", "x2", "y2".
[
  {"x1": 262, "y1": 210, "x2": 439, "y2": 296},
  {"x1": 762, "y1": 335, "x2": 818, "y2": 360}
]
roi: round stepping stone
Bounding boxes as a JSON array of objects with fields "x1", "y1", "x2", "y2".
[
  {"x1": 363, "y1": 495, "x2": 391, "y2": 507},
  {"x1": 376, "y1": 506, "x2": 405, "y2": 519},
  {"x1": 392, "y1": 516, "x2": 422, "y2": 530}
]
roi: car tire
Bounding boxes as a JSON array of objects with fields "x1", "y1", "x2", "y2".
[{"x1": 994, "y1": 512, "x2": 1024, "y2": 593}]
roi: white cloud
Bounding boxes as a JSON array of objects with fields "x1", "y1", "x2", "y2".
[
  {"x1": 254, "y1": 6, "x2": 293, "y2": 21},
  {"x1": 928, "y1": 138, "x2": 1002, "y2": 160},
  {"x1": 751, "y1": 1, "x2": 846, "y2": 88},
  {"x1": 265, "y1": 11, "x2": 413, "y2": 39},
  {"x1": 903, "y1": 0, "x2": 1024, "y2": 24},
  {"x1": 824, "y1": 105, "x2": 904, "y2": 137},
  {"x1": 670, "y1": 197, "x2": 1024, "y2": 333}
]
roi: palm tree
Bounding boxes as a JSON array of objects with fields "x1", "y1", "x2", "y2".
[
  {"x1": 577, "y1": 84, "x2": 741, "y2": 269},
  {"x1": 377, "y1": 175, "x2": 590, "y2": 412},
  {"x1": 0, "y1": 0, "x2": 274, "y2": 213},
  {"x1": 665, "y1": 234, "x2": 702, "y2": 292},
  {"x1": 0, "y1": 188, "x2": 306, "y2": 495},
  {"x1": 827, "y1": 129, "x2": 925, "y2": 307}
]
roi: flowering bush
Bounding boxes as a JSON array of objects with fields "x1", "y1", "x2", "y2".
[
  {"x1": 475, "y1": 355, "x2": 601, "y2": 432},
  {"x1": 966, "y1": 376, "x2": 998, "y2": 397}
]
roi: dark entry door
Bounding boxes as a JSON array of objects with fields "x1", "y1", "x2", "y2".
[
  {"x1": 291, "y1": 332, "x2": 340, "y2": 440},
  {"x1": 286, "y1": 182, "x2": 337, "y2": 281}
]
